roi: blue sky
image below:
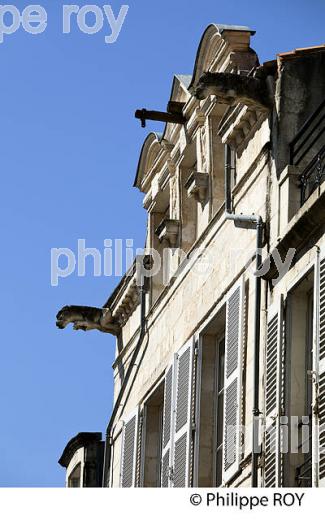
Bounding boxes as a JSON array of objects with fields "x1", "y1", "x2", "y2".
[{"x1": 0, "y1": 0, "x2": 324, "y2": 487}]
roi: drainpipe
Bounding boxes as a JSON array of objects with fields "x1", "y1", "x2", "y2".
[
  {"x1": 102, "y1": 273, "x2": 147, "y2": 486},
  {"x1": 224, "y1": 144, "x2": 263, "y2": 488}
]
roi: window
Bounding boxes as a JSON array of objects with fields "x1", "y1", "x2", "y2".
[
  {"x1": 160, "y1": 342, "x2": 195, "y2": 487},
  {"x1": 285, "y1": 273, "x2": 314, "y2": 487},
  {"x1": 197, "y1": 279, "x2": 245, "y2": 487},
  {"x1": 216, "y1": 336, "x2": 225, "y2": 487},
  {"x1": 264, "y1": 251, "x2": 325, "y2": 488},
  {"x1": 118, "y1": 281, "x2": 245, "y2": 489},
  {"x1": 68, "y1": 463, "x2": 81, "y2": 488},
  {"x1": 142, "y1": 382, "x2": 164, "y2": 487},
  {"x1": 120, "y1": 410, "x2": 139, "y2": 488},
  {"x1": 197, "y1": 316, "x2": 225, "y2": 486}
]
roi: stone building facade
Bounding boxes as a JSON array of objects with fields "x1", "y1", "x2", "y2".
[{"x1": 57, "y1": 24, "x2": 325, "y2": 488}]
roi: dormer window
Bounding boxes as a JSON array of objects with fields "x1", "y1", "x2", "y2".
[{"x1": 68, "y1": 463, "x2": 81, "y2": 488}]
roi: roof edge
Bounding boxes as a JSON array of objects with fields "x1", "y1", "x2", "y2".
[
  {"x1": 58, "y1": 432, "x2": 102, "y2": 468},
  {"x1": 133, "y1": 131, "x2": 163, "y2": 189},
  {"x1": 188, "y1": 23, "x2": 256, "y2": 91}
]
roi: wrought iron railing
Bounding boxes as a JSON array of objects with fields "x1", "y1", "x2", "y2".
[
  {"x1": 289, "y1": 99, "x2": 325, "y2": 205},
  {"x1": 299, "y1": 145, "x2": 325, "y2": 205}
]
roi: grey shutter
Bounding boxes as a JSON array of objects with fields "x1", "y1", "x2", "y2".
[
  {"x1": 161, "y1": 364, "x2": 174, "y2": 487},
  {"x1": 313, "y1": 251, "x2": 325, "y2": 486},
  {"x1": 192, "y1": 339, "x2": 201, "y2": 487},
  {"x1": 120, "y1": 409, "x2": 139, "y2": 487},
  {"x1": 172, "y1": 341, "x2": 194, "y2": 487},
  {"x1": 223, "y1": 279, "x2": 244, "y2": 484},
  {"x1": 319, "y1": 254, "x2": 325, "y2": 486},
  {"x1": 264, "y1": 300, "x2": 283, "y2": 487}
]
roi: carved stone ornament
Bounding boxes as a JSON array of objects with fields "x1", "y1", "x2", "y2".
[
  {"x1": 185, "y1": 170, "x2": 209, "y2": 203},
  {"x1": 155, "y1": 218, "x2": 180, "y2": 248}
]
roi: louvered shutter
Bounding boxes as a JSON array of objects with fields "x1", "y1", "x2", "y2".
[
  {"x1": 223, "y1": 279, "x2": 244, "y2": 484},
  {"x1": 313, "y1": 250, "x2": 325, "y2": 486},
  {"x1": 161, "y1": 364, "x2": 174, "y2": 487},
  {"x1": 172, "y1": 341, "x2": 194, "y2": 487},
  {"x1": 120, "y1": 409, "x2": 139, "y2": 487},
  {"x1": 264, "y1": 300, "x2": 283, "y2": 487}
]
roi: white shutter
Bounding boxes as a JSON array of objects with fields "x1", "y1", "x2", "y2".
[
  {"x1": 161, "y1": 364, "x2": 174, "y2": 487},
  {"x1": 264, "y1": 299, "x2": 283, "y2": 487},
  {"x1": 313, "y1": 249, "x2": 325, "y2": 486},
  {"x1": 120, "y1": 409, "x2": 139, "y2": 487},
  {"x1": 192, "y1": 339, "x2": 202, "y2": 487},
  {"x1": 223, "y1": 278, "x2": 244, "y2": 484},
  {"x1": 172, "y1": 341, "x2": 194, "y2": 487},
  {"x1": 161, "y1": 341, "x2": 195, "y2": 487}
]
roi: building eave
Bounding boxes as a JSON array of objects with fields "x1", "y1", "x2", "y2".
[{"x1": 58, "y1": 432, "x2": 102, "y2": 468}]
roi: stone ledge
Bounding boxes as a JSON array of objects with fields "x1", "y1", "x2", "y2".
[
  {"x1": 155, "y1": 218, "x2": 180, "y2": 247},
  {"x1": 185, "y1": 170, "x2": 209, "y2": 202}
]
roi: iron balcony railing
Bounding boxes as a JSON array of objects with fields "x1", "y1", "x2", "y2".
[
  {"x1": 299, "y1": 145, "x2": 325, "y2": 205},
  {"x1": 289, "y1": 98, "x2": 325, "y2": 205}
]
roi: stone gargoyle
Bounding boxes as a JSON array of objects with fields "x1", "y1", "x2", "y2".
[
  {"x1": 56, "y1": 305, "x2": 120, "y2": 335},
  {"x1": 194, "y1": 72, "x2": 273, "y2": 109}
]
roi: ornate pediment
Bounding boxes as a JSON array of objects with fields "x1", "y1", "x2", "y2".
[
  {"x1": 134, "y1": 132, "x2": 164, "y2": 193},
  {"x1": 189, "y1": 24, "x2": 258, "y2": 93}
]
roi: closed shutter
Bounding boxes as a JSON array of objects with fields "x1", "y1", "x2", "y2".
[
  {"x1": 172, "y1": 341, "x2": 194, "y2": 487},
  {"x1": 161, "y1": 364, "x2": 174, "y2": 487},
  {"x1": 223, "y1": 278, "x2": 244, "y2": 484},
  {"x1": 120, "y1": 409, "x2": 139, "y2": 487},
  {"x1": 313, "y1": 250, "x2": 325, "y2": 486},
  {"x1": 161, "y1": 341, "x2": 195, "y2": 487},
  {"x1": 264, "y1": 299, "x2": 283, "y2": 487},
  {"x1": 191, "y1": 339, "x2": 201, "y2": 487}
]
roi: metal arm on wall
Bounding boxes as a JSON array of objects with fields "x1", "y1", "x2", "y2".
[{"x1": 135, "y1": 102, "x2": 186, "y2": 128}]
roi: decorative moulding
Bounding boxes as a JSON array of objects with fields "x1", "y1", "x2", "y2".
[
  {"x1": 218, "y1": 104, "x2": 268, "y2": 152},
  {"x1": 186, "y1": 107, "x2": 206, "y2": 138},
  {"x1": 185, "y1": 170, "x2": 209, "y2": 203},
  {"x1": 155, "y1": 218, "x2": 180, "y2": 248}
]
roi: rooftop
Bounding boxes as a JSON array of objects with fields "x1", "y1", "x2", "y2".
[{"x1": 58, "y1": 432, "x2": 102, "y2": 468}]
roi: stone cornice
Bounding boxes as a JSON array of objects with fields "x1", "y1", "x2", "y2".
[
  {"x1": 218, "y1": 103, "x2": 269, "y2": 151},
  {"x1": 112, "y1": 278, "x2": 141, "y2": 327}
]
